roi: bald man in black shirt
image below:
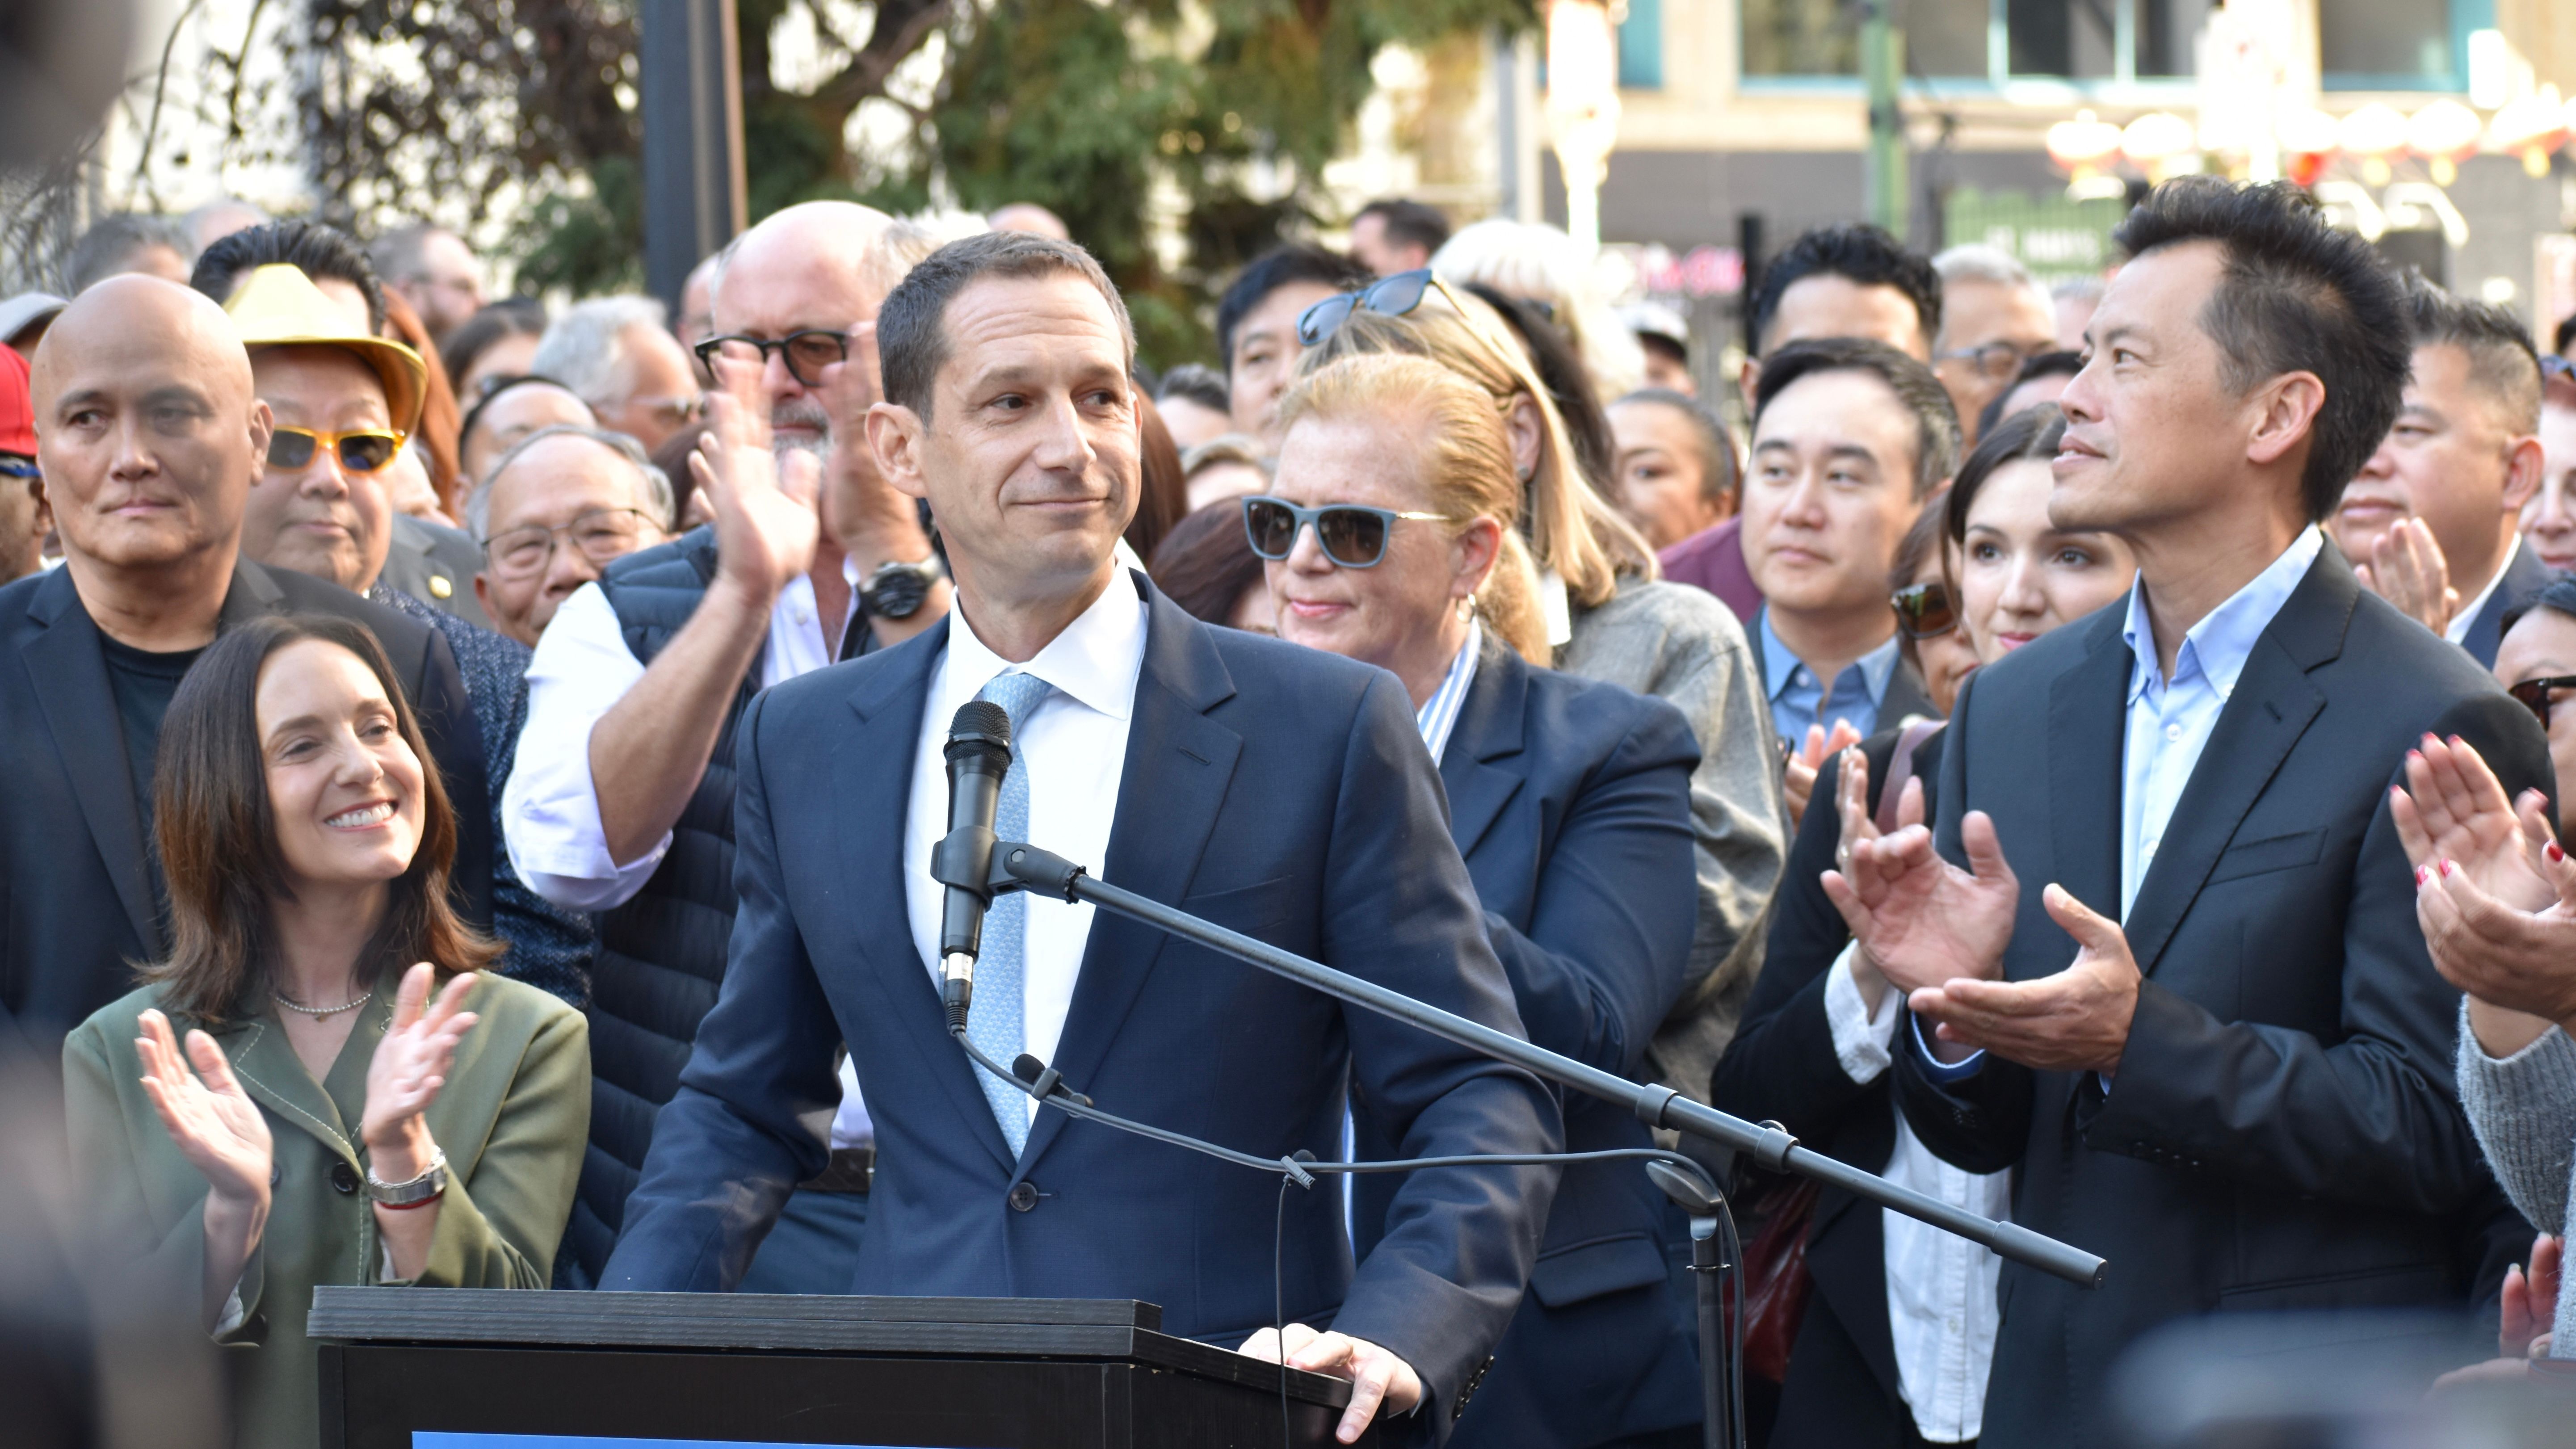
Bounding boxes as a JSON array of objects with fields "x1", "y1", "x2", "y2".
[{"x1": 0, "y1": 276, "x2": 489, "y2": 1044}]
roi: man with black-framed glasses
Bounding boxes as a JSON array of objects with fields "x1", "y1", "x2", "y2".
[
  {"x1": 507, "y1": 201, "x2": 949, "y2": 1291},
  {"x1": 1930, "y1": 245, "x2": 2056, "y2": 449}
]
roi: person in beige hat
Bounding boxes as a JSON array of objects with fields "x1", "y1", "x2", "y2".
[{"x1": 225, "y1": 263, "x2": 428, "y2": 601}]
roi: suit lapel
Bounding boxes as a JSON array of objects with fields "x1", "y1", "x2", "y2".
[
  {"x1": 214, "y1": 1008, "x2": 370, "y2": 1165},
  {"x1": 2045, "y1": 609, "x2": 2128, "y2": 929},
  {"x1": 837, "y1": 618, "x2": 1019, "y2": 1175},
  {"x1": 22, "y1": 569, "x2": 161, "y2": 954},
  {"x1": 2118, "y1": 555, "x2": 2345, "y2": 976},
  {"x1": 1018, "y1": 586, "x2": 1242, "y2": 1172},
  {"x1": 1441, "y1": 647, "x2": 1525, "y2": 862}
]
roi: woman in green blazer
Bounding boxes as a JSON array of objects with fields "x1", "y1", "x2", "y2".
[{"x1": 63, "y1": 613, "x2": 588, "y2": 1449}]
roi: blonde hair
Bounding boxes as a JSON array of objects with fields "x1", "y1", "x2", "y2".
[
  {"x1": 1300, "y1": 291, "x2": 1656, "y2": 609},
  {"x1": 1433, "y1": 219, "x2": 1647, "y2": 401},
  {"x1": 1276, "y1": 354, "x2": 1551, "y2": 665}
]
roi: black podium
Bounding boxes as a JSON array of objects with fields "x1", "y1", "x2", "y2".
[{"x1": 310, "y1": 1287, "x2": 1371, "y2": 1448}]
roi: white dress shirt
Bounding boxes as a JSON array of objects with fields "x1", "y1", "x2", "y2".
[
  {"x1": 902, "y1": 571, "x2": 1149, "y2": 1130},
  {"x1": 2442, "y1": 544, "x2": 2513, "y2": 648},
  {"x1": 503, "y1": 558, "x2": 863, "y2": 1137},
  {"x1": 1825, "y1": 944, "x2": 2007, "y2": 1442},
  {"x1": 505, "y1": 560, "x2": 861, "y2": 911}
]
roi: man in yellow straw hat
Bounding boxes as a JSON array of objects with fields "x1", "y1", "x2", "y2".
[
  {"x1": 225, "y1": 260, "x2": 600, "y2": 1005},
  {"x1": 222, "y1": 263, "x2": 482, "y2": 618}
]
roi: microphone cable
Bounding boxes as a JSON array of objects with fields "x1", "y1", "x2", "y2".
[{"x1": 950, "y1": 1027, "x2": 1745, "y2": 1449}]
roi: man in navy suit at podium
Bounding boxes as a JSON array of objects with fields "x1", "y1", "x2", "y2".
[{"x1": 603, "y1": 230, "x2": 1564, "y2": 1444}]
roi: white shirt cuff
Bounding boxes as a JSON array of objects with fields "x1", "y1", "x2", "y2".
[{"x1": 1825, "y1": 942, "x2": 1902, "y2": 1084}]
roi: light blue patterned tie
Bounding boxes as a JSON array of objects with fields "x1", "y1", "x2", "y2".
[{"x1": 968, "y1": 669, "x2": 1051, "y2": 1156}]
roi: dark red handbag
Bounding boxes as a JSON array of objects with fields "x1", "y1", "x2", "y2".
[{"x1": 1736, "y1": 1175, "x2": 1820, "y2": 1382}]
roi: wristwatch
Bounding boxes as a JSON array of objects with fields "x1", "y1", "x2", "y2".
[
  {"x1": 364, "y1": 1146, "x2": 450, "y2": 1207},
  {"x1": 860, "y1": 554, "x2": 945, "y2": 620}
]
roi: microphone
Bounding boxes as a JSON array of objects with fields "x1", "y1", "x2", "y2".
[{"x1": 930, "y1": 701, "x2": 1013, "y2": 1032}]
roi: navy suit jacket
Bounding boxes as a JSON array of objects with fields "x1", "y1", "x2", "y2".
[
  {"x1": 1892, "y1": 546, "x2": 2553, "y2": 1447},
  {"x1": 1393, "y1": 645, "x2": 1704, "y2": 1447},
  {"x1": 604, "y1": 576, "x2": 1563, "y2": 1438},
  {"x1": 2457, "y1": 534, "x2": 2554, "y2": 668}
]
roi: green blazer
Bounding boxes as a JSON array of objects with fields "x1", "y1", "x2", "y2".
[{"x1": 63, "y1": 967, "x2": 588, "y2": 1449}]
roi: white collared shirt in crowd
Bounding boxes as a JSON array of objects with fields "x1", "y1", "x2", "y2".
[
  {"x1": 901, "y1": 570, "x2": 1148, "y2": 1130},
  {"x1": 2442, "y1": 545, "x2": 2511, "y2": 649},
  {"x1": 505, "y1": 558, "x2": 862, "y2": 911},
  {"x1": 504, "y1": 556, "x2": 862, "y2": 1136},
  {"x1": 1825, "y1": 942, "x2": 2007, "y2": 1443},
  {"x1": 1416, "y1": 618, "x2": 1482, "y2": 766}
]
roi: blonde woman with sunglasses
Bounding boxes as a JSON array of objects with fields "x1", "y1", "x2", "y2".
[{"x1": 1297, "y1": 274, "x2": 1789, "y2": 1084}]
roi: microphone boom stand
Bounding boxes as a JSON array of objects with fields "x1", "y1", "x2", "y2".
[{"x1": 983, "y1": 840, "x2": 2105, "y2": 1288}]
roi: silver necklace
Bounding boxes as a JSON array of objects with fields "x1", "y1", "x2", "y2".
[{"x1": 272, "y1": 988, "x2": 371, "y2": 1018}]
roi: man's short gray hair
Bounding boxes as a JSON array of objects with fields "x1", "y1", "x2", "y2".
[
  {"x1": 1929, "y1": 244, "x2": 2053, "y2": 350},
  {"x1": 468, "y1": 424, "x2": 675, "y2": 541},
  {"x1": 530, "y1": 296, "x2": 669, "y2": 407}
]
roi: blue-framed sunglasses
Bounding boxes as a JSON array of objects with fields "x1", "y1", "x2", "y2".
[
  {"x1": 1295, "y1": 269, "x2": 1459, "y2": 348},
  {"x1": 1243, "y1": 496, "x2": 1446, "y2": 569}
]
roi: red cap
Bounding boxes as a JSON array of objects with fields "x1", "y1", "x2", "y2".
[{"x1": 0, "y1": 345, "x2": 31, "y2": 458}]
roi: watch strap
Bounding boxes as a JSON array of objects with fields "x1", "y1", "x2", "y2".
[{"x1": 364, "y1": 1145, "x2": 449, "y2": 1206}]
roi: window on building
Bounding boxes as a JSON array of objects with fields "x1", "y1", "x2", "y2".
[
  {"x1": 1740, "y1": 0, "x2": 2222, "y2": 84},
  {"x1": 1619, "y1": 0, "x2": 1665, "y2": 88},
  {"x1": 2318, "y1": 0, "x2": 2459, "y2": 87}
]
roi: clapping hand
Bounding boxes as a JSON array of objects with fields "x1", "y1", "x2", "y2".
[
  {"x1": 2354, "y1": 518, "x2": 2458, "y2": 638},
  {"x1": 2393, "y1": 735, "x2": 2576, "y2": 1030},
  {"x1": 1832, "y1": 746, "x2": 1924, "y2": 1012},
  {"x1": 2433, "y1": 1233, "x2": 2563, "y2": 1391},
  {"x1": 1908, "y1": 884, "x2": 2142, "y2": 1076},
  {"x1": 136, "y1": 1008, "x2": 272, "y2": 1211},
  {"x1": 1822, "y1": 808, "x2": 2018, "y2": 1005},
  {"x1": 2392, "y1": 733, "x2": 2560, "y2": 912},
  {"x1": 360, "y1": 964, "x2": 479, "y2": 1182},
  {"x1": 694, "y1": 353, "x2": 820, "y2": 609},
  {"x1": 1238, "y1": 1324, "x2": 1422, "y2": 1444},
  {"x1": 1783, "y1": 720, "x2": 1863, "y2": 830}
]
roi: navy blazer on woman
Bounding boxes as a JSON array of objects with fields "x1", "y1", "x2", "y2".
[
  {"x1": 1394, "y1": 644, "x2": 1706, "y2": 1448},
  {"x1": 603, "y1": 577, "x2": 1563, "y2": 1441}
]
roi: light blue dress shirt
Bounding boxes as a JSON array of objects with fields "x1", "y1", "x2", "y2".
[
  {"x1": 1759, "y1": 608, "x2": 1902, "y2": 746},
  {"x1": 1916, "y1": 526, "x2": 2326, "y2": 1081}
]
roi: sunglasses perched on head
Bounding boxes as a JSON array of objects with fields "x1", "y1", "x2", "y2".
[
  {"x1": 1892, "y1": 580, "x2": 1958, "y2": 639},
  {"x1": 268, "y1": 427, "x2": 405, "y2": 475},
  {"x1": 1297, "y1": 269, "x2": 1468, "y2": 348},
  {"x1": 2510, "y1": 674, "x2": 2576, "y2": 729},
  {"x1": 1243, "y1": 496, "x2": 1446, "y2": 569}
]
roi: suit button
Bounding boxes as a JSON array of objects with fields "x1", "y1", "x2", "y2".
[
  {"x1": 1008, "y1": 1181, "x2": 1039, "y2": 1213},
  {"x1": 330, "y1": 1162, "x2": 360, "y2": 1195}
]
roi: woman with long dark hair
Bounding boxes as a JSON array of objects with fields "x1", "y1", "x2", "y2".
[{"x1": 63, "y1": 614, "x2": 587, "y2": 1449}]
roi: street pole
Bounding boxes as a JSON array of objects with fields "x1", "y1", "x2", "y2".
[
  {"x1": 640, "y1": 0, "x2": 747, "y2": 318},
  {"x1": 1862, "y1": 0, "x2": 1907, "y2": 237}
]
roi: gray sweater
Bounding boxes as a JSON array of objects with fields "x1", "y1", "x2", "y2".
[
  {"x1": 2455, "y1": 1001, "x2": 2576, "y2": 1356},
  {"x1": 1556, "y1": 576, "x2": 1789, "y2": 1098}
]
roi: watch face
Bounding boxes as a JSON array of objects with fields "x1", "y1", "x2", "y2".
[{"x1": 866, "y1": 569, "x2": 931, "y2": 619}]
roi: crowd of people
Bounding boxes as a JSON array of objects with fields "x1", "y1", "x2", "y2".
[{"x1": 8, "y1": 172, "x2": 2576, "y2": 1449}]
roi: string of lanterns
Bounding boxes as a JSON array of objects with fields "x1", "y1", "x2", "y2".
[{"x1": 2045, "y1": 92, "x2": 2566, "y2": 197}]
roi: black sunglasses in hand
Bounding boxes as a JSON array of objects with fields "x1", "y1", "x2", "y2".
[{"x1": 1243, "y1": 496, "x2": 1445, "y2": 569}]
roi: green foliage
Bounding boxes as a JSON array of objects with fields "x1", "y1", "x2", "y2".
[{"x1": 512, "y1": 154, "x2": 646, "y2": 297}]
